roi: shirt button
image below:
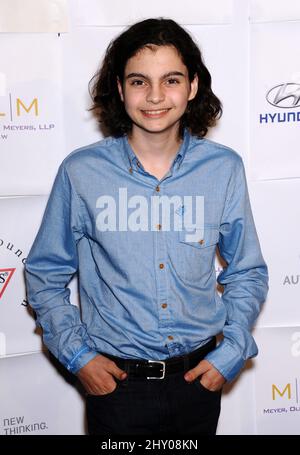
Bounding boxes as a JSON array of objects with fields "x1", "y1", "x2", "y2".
[
  {"x1": 198, "y1": 239, "x2": 204, "y2": 245},
  {"x1": 161, "y1": 303, "x2": 167, "y2": 309},
  {"x1": 159, "y1": 263, "x2": 164, "y2": 269},
  {"x1": 168, "y1": 335, "x2": 174, "y2": 340},
  {"x1": 157, "y1": 224, "x2": 162, "y2": 230},
  {"x1": 155, "y1": 185, "x2": 160, "y2": 192},
  {"x1": 137, "y1": 161, "x2": 141, "y2": 167},
  {"x1": 129, "y1": 167, "x2": 133, "y2": 174}
]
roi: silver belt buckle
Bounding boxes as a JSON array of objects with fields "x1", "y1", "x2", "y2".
[{"x1": 147, "y1": 360, "x2": 166, "y2": 379}]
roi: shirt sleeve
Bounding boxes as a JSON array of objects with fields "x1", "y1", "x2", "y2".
[
  {"x1": 24, "y1": 161, "x2": 98, "y2": 374},
  {"x1": 204, "y1": 156, "x2": 269, "y2": 382}
]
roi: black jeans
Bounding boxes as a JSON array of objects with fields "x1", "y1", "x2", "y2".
[{"x1": 86, "y1": 354, "x2": 222, "y2": 435}]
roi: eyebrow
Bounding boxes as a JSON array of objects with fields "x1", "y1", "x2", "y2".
[{"x1": 125, "y1": 71, "x2": 186, "y2": 80}]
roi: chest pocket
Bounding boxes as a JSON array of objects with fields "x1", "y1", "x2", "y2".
[
  {"x1": 178, "y1": 226, "x2": 219, "y2": 248},
  {"x1": 177, "y1": 226, "x2": 219, "y2": 284}
]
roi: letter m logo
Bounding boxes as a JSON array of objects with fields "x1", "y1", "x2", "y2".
[{"x1": 272, "y1": 383, "x2": 291, "y2": 401}]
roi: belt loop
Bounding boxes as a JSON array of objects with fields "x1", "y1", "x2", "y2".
[
  {"x1": 183, "y1": 353, "x2": 190, "y2": 373},
  {"x1": 121, "y1": 361, "x2": 130, "y2": 386}
]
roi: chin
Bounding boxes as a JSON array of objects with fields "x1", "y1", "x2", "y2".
[{"x1": 134, "y1": 120, "x2": 181, "y2": 135}]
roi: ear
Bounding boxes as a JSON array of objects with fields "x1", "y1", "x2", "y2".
[
  {"x1": 117, "y1": 77, "x2": 124, "y2": 102},
  {"x1": 188, "y1": 73, "x2": 199, "y2": 101}
]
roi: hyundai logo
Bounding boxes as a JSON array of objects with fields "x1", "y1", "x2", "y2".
[{"x1": 266, "y1": 83, "x2": 300, "y2": 108}]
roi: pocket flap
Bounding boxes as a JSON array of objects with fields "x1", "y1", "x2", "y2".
[{"x1": 179, "y1": 227, "x2": 219, "y2": 248}]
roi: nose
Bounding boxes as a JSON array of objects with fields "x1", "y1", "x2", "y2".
[{"x1": 146, "y1": 84, "x2": 165, "y2": 104}]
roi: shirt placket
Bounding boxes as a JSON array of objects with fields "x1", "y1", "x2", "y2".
[
  {"x1": 125, "y1": 139, "x2": 187, "y2": 357},
  {"x1": 152, "y1": 181, "x2": 183, "y2": 357}
]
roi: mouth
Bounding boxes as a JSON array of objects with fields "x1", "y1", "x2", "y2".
[{"x1": 141, "y1": 108, "x2": 171, "y2": 118}]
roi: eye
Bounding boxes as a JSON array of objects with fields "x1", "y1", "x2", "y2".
[
  {"x1": 130, "y1": 80, "x2": 145, "y2": 86},
  {"x1": 166, "y1": 78, "x2": 180, "y2": 85}
]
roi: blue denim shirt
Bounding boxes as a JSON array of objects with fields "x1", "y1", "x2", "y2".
[{"x1": 24, "y1": 128, "x2": 268, "y2": 381}]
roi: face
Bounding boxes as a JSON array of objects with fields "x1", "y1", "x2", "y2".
[{"x1": 117, "y1": 45, "x2": 198, "y2": 137}]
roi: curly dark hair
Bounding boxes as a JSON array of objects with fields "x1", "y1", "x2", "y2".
[{"x1": 88, "y1": 18, "x2": 223, "y2": 138}]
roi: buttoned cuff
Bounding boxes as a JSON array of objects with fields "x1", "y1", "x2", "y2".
[
  {"x1": 66, "y1": 345, "x2": 99, "y2": 374},
  {"x1": 204, "y1": 340, "x2": 249, "y2": 382}
]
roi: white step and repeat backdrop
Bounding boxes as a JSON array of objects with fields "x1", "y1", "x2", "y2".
[{"x1": 1, "y1": 0, "x2": 300, "y2": 435}]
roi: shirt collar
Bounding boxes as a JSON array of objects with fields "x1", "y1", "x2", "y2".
[{"x1": 121, "y1": 128, "x2": 191, "y2": 173}]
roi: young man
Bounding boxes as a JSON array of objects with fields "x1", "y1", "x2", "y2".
[{"x1": 25, "y1": 18, "x2": 268, "y2": 435}]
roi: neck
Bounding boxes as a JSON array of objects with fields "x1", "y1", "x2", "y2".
[{"x1": 128, "y1": 125, "x2": 183, "y2": 165}]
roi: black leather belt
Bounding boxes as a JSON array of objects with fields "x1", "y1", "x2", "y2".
[{"x1": 101, "y1": 337, "x2": 216, "y2": 379}]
